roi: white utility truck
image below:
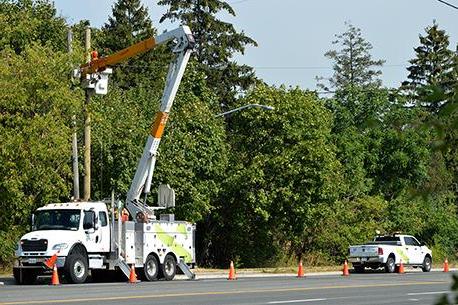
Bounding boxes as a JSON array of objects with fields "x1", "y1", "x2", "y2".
[
  {"x1": 348, "y1": 234, "x2": 432, "y2": 273},
  {"x1": 13, "y1": 26, "x2": 196, "y2": 284}
]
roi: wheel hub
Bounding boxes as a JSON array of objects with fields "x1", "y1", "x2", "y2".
[{"x1": 73, "y1": 260, "x2": 85, "y2": 278}]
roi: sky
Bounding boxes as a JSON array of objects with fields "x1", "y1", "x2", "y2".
[{"x1": 53, "y1": 0, "x2": 458, "y2": 91}]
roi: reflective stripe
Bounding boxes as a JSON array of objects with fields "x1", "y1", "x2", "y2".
[{"x1": 150, "y1": 112, "x2": 169, "y2": 138}]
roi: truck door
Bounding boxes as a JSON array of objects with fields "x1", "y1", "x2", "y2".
[
  {"x1": 83, "y1": 210, "x2": 99, "y2": 252},
  {"x1": 403, "y1": 236, "x2": 423, "y2": 264},
  {"x1": 97, "y1": 211, "x2": 110, "y2": 252}
]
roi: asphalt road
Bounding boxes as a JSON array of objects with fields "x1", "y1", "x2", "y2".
[{"x1": 0, "y1": 271, "x2": 455, "y2": 305}]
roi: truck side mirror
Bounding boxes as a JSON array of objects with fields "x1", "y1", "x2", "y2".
[{"x1": 31, "y1": 214, "x2": 35, "y2": 230}]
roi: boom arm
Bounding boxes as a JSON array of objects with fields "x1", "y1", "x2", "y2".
[
  {"x1": 79, "y1": 26, "x2": 194, "y2": 220},
  {"x1": 124, "y1": 27, "x2": 194, "y2": 220}
]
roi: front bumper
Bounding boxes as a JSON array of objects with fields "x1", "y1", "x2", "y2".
[{"x1": 15, "y1": 256, "x2": 66, "y2": 270}]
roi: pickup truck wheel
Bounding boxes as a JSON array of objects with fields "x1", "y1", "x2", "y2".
[
  {"x1": 143, "y1": 254, "x2": 159, "y2": 281},
  {"x1": 385, "y1": 256, "x2": 396, "y2": 273},
  {"x1": 65, "y1": 253, "x2": 88, "y2": 284},
  {"x1": 13, "y1": 268, "x2": 37, "y2": 285},
  {"x1": 422, "y1": 256, "x2": 432, "y2": 272},
  {"x1": 161, "y1": 254, "x2": 176, "y2": 281}
]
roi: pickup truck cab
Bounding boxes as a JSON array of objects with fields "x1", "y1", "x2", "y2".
[{"x1": 348, "y1": 234, "x2": 432, "y2": 273}]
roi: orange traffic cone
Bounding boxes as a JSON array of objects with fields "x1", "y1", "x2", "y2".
[
  {"x1": 342, "y1": 260, "x2": 350, "y2": 276},
  {"x1": 128, "y1": 264, "x2": 138, "y2": 283},
  {"x1": 443, "y1": 258, "x2": 449, "y2": 272},
  {"x1": 297, "y1": 260, "x2": 305, "y2": 278},
  {"x1": 45, "y1": 253, "x2": 58, "y2": 269},
  {"x1": 228, "y1": 261, "x2": 236, "y2": 280},
  {"x1": 51, "y1": 264, "x2": 60, "y2": 285},
  {"x1": 398, "y1": 259, "x2": 405, "y2": 274}
]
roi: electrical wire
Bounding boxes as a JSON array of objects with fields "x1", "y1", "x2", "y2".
[
  {"x1": 253, "y1": 64, "x2": 407, "y2": 70},
  {"x1": 436, "y1": 0, "x2": 458, "y2": 10}
]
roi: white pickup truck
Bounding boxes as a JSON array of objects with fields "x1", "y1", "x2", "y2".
[{"x1": 348, "y1": 234, "x2": 432, "y2": 273}]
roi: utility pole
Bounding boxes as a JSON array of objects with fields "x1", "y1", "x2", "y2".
[
  {"x1": 83, "y1": 26, "x2": 92, "y2": 201},
  {"x1": 68, "y1": 29, "x2": 80, "y2": 200}
]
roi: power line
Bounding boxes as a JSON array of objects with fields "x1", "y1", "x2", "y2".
[
  {"x1": 253, "y1": 64, "x2": 407, "y2": 70},
  {"x1": 436, "y1": 0, "x2": 458, "y2": 10}
]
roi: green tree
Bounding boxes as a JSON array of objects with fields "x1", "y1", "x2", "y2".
[
  {"x1": 0, "y1": 44, "x2": 80, "y2": 264},
  {"x1": 402, "y1": 22, "x2": 456, "y2": 112},
  {"x1": 100, "y1": 0, "x2": 166, "y2": 89},
  {"x1": 158, "y1": 0, "x2": 258, "y2": 107},
  {"x1": 206, "y1": 85, "x2": 342, "y2": 267},
  {"x1": 318, "y1": 23, "x2": 385, "y2": 91},
  {"x1": 0, "y1": 0, "x2": 67, "y2": 53},
  {"x1": 102, "y1": 0, "x2": 154, "y2": 51}
]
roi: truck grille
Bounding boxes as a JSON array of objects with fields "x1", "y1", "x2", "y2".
[{"x1": 21, "y1": 239, "x2": 48, "y2": 252}]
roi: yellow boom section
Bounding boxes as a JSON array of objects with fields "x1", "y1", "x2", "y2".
[{"x1": 80, "y1": 37, "x2": 156, "y2": 76}]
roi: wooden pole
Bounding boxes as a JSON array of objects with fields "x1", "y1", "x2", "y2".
[{"x1": 83, "y1": 26, "x2": 92, "y2": 201}]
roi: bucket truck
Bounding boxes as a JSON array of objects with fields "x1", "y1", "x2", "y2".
[{"x1": 13, "y1": 26, "x2": 196, "y2": 284}]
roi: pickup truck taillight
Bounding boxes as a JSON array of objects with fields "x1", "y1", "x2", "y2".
[{"x1": 378, "y1": 247, "x2": 383, "y2": 255}]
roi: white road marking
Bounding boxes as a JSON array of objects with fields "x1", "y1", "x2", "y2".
[
  {"x1": 268, "y1": 299, "x2": 327, "y2": 304},
  {"x1": 407, "y1": 291, "x2": 448, "y2": 296},
  {"x1": 408, "y1": 299, "x2": 419, "y2": 301}
]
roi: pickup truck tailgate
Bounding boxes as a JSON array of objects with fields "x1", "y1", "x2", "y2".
[{"x1": 349, "y1": 245, "x2": 379, "y2": 257}]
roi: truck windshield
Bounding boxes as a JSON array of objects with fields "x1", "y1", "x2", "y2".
[{"x1": 33, "y1": 209, "x2": 81, "y2": 231}]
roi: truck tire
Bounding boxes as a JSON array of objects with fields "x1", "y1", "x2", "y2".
[
  {"x1": 385, "y1": 256, "x2": 396, "y2": 273},
  {"x1": 422, "y1": 256, "x2": 432, "y2": 272},
  {"x1": 65, "y1": 253, "x2": 88, "y2": 284},
  {"x1": 13, "y1": 268, "x2": 37, "y2": 285},
  {"x1": 161, "y1": 254, "x2": 176, "y2": 281},
  {"x1": 143, "y1": 254, "x2": 159, "y2": 281}
]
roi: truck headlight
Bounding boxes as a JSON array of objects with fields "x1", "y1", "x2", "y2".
[{"x1": 52, "y1": 243, "x2": 69, "y2": 250}]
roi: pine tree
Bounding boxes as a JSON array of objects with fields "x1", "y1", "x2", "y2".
[
  {"x1": 100, "y1": 0, "x2": 164, "y2": 89},
  {"x1": 402, "y1": 22, "x2": 456, "y2": 113},
  {"x1": 318, "y1": 23, "x2": 385, "y2": 91},
  {"x1": 158, "y1": 0, "x2": 258, "y2": 108}
]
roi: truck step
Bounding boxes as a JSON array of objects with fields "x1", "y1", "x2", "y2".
[
  {"x1": 117, "y1": 259, "x2": 131, "y2": 279},
  {"x1": 177, "y1": 259, "x2": 195, "y2": 280}
]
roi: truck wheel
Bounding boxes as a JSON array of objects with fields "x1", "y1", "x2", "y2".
[
  {"x1": 422, "y1": 256, "x2": 432, "y2": 272},
  {"x1": 13, "y1": 268, "x2": 37, "y2": 285},
  {"x1": 65, "y1": 253, "x2": 88, "y2": 284},
  {"x1": 161, "y1": 254, "x2": 176, "y2": 281},
  {"x1": 385, "y1": 256, "x2": 396, "y2": 273},
  {"x1": 143, "y1": 254, "x2": 159, "y2": 281}
]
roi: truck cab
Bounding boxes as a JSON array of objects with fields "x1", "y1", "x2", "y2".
[{"x1": 14, "y1": 201, "x2": 110, "y2": 284}]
